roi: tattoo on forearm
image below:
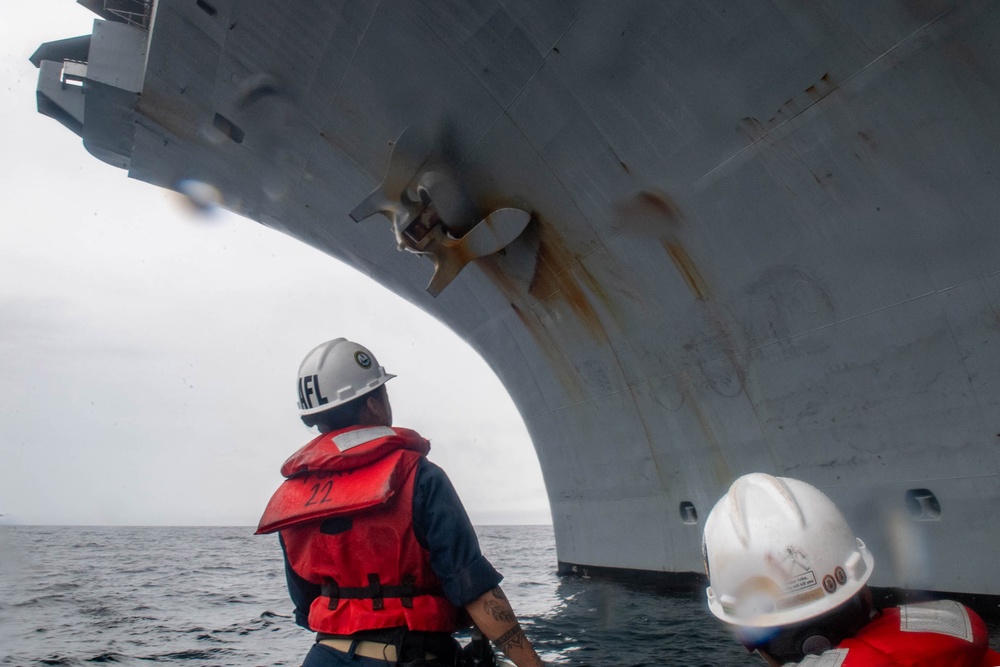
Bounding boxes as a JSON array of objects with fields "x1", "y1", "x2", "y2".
[
  {"x1": 483, "y1": 587, "x2": 515, "y2": 622},
  {"x1": 495, "y1": 624, "x2": 526, "y2": 652},
  {"x1": 484, "y1": 598, "x2": 516, "y2": 623}
]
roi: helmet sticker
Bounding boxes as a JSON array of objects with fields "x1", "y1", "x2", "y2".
[
  {"x1": 781, "y1": 545, "x2": 811, "y2": 574},
  {"x1": 767, "y1": 546, "x2": 818, "y2": 593},
  {"x1": 783, "y1": 570, "x2": 818, "y2": 594},
  {"x1": 355, "y1": 351, "x2": 372, "y2": 369}
]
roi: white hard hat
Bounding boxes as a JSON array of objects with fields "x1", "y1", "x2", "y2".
[
  {"x1": 703, "y1": 473, "x2": 874, "y2": 628},
  {"x1": 296, "y1": 338, "x2": 395, "y2": 416}
]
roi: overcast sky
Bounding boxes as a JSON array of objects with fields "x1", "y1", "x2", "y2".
[{"x1": 0, "y1": 2, "x2": 550, "y2": 526}]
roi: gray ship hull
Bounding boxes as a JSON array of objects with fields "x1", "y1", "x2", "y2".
[{"x1": 33, "y1": 0, "x2": 1000, "y2": 597}]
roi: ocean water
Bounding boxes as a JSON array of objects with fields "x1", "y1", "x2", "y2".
[
  {"x1": 2, "y1": 525, "x2": 991, "y2": 667},
  {"x1": 0, "y1": 525, "x2": 748, "y2": 666}
]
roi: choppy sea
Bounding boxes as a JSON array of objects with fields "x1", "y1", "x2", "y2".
[{"x1": 1, "y1": 526, "x2": 996, "y2": 667}]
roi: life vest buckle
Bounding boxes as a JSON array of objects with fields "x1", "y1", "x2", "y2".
[
  {"x1": 401, "y1": 575, "x2": 415, "y2": 609},
  {"x1": 368, "y1": 573, "x2": 384, "y2": 610},
  {"x1": 322, "y1": 578, "x2": 340, "y2": 610}
]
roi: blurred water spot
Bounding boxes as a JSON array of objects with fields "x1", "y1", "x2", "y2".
[
  {"x1": 887, "y1": 507, "x2": 931, "y2": 588},
  {"x1": 175, "y1": 180, "x2": 223, "y2": 217}
]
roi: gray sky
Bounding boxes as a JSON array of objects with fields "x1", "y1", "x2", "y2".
[{"x1": 0, "y1": 1, "x2": 550, "y2": 526}]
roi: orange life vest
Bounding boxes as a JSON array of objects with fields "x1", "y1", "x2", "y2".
[{"x1": 257, "y1": 425, "x2": 458, "y2": 635}]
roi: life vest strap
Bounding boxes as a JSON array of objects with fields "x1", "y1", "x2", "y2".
[
  {"x1": 322, "y1": 575, "x2": 441, "y2": 610},
  {"x1": 369, "y1": 573, "x2": 384, "y2": 611}
]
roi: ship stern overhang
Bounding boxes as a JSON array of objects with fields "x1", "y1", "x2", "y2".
[{"x1": 30, "y1": 4, "x2": 149, "y2": 170}]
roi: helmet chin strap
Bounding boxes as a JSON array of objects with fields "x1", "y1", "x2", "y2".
[
  {"x1": 750, "y1": 591, "x2": 872, "y2": 663},
  {"x1": 752, "y1": 625, "x2": 831, "y2": 663}
]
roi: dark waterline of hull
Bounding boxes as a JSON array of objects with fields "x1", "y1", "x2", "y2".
[{"x1": 558, "y1": 561, "x2": 1000, "y2": 622}]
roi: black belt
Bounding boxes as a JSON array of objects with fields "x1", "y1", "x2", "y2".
[
  {"x1": 320, "y1": 574, "x2": 442, "y2": 610},
  {"x1": 317, "y1": 628, "x2": 458, "y2": 664}
]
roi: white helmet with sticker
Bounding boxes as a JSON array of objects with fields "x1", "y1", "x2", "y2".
[
  {"x1": 296, "y1": 338, "x2": 395, "y2": 416},
  {"x1": 702, "y1": 473, "x2": 874, "y2": 628}
]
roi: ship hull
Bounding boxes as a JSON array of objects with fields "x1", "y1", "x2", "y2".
[{"x1": 34, "y1": 0, "x2": 1000, "y2": 597}]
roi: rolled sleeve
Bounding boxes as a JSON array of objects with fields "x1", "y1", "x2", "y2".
[
  {"x1": 412, "y1": 459, "x2": 503, "y2": 607},
  {"x1": 438, "y1": 553, "x2": 502, "y2": 608}
]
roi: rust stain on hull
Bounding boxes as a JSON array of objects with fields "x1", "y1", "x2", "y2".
[
  {"x1": 635, "y1": 190, "x2": 682, "y2": 221},
  {"x1": 474, "y1": 216, "x2": 611, "y2": 344},
  {"x1": 739, "y1": 73, "x2": 839, "y2": 143},
  {"x1": 738, "y1": 117, "x2": 768, "y2": 144},
  {"x1": 768, "y1": 72, "x2": 837, "y2": 125},
  {"x1": 615, "y1": 189, "x2": 683, "y2": 236},
  {"x1": 510, "y1": 302, "x2": 590, "y2": 405},
  {"x1": 663, "y1": 240, "x2": 710, "y2": 302},
  {"x1": 676, "y1": 372, "x2": 733, "y2": 486},
  {"x1": 617, "y1": 189, "x2": 713, "y2": 302},
  {"x1": 474, "y1": 214, "x2": 610, "y2": 398},
  {"x1": 615, "y1": 193, "x2": 754, "y2": 443}
]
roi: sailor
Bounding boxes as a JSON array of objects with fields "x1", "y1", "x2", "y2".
[
  {"x1": 702, "y1": 473, "x2": 1000, "y2": 667},
  {"x1": 257, "y1": 338, "x2": 545, "y2": 667}
]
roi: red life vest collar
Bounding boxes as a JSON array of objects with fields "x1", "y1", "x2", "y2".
[
  {"x1": 280, "y1": 425, "x2": 430, "y2": 477},
  {"x1": 256, "y1": 426, "x2": 431, "y2": 535}
]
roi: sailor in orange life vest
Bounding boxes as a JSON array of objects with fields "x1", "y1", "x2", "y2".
[
  {"x1": 256, "y1": 338, "x2": 545, "y2": 667},
  {"x1": 702, "y1": 473, "x2": 1000, "y2": 666}
]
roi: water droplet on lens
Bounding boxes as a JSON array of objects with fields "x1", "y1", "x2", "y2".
[{"x1": 177, "y1": 180, "x2": 223, "y2": 213}]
